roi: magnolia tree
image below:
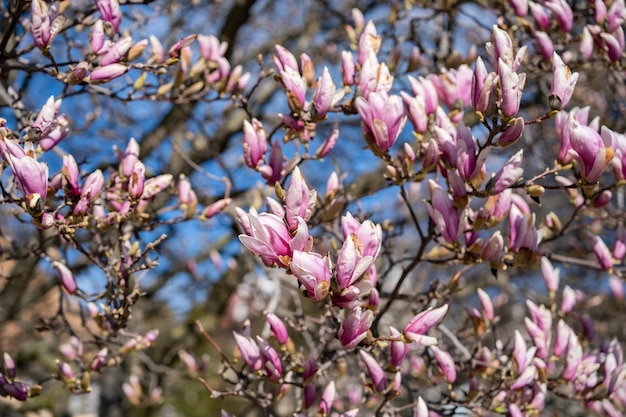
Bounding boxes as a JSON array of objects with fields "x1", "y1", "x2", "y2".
[{"x1": 0, "y1": 0, "x2": 625, "y2": 416}]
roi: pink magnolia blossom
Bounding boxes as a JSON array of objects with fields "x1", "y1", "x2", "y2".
[
  {"x1": 358, "y1": 51, "x2": 393, "y2": 98},
  {"x1": 550, "y1": 53, "x2": 578, "y2": 109},
  {"x1": 356, "y1": 92, "x2": 406, "y2": 154},
  {"x1": 403, "y1": 304, "x2": 448, "y2": 345},
  {"x1": 560, "y1": 285, "x2": 577, "y2": 315},
  {"x1": 336, "y1": 234, "x2": 374, "y2": 291},
  {"x1": 90, "y1": 19, "x2": 105, "y2": 54},
  {"x1": 290, "y1": 250, "x2": 331, "y2": 301},
  {"x1": 498, "y1": 58, "x2": 526, "y2": 117},
  {"x1": 356, "y1": 21, "x2": 381, "y2": 65},
  {"x1": 31, "y1": 0, "x2": 63, "y2": 50},
  {"x1": 341, "y1": 51, "x2": 355, "y2": 86},
  {"x1": 389, "y1": 326, "x2": 409, "y2": 368},
  {"x1": 359, "y1": 351, "x2": 387, "y2": 392},
  {"x1": 431, "y1": 126, "x2": 457, "y2": 167},
  {"x1": 508, "y1": 0, "x2": 528, "y2": 16},
  {"x1": 471, "y1": 56, "x2": 497, "y2": 114},
  {"x1": 52, "y1": 261, "x2": 77, "y2": 295},
  {"x1": 233, "y1": 332, "x2": 261, "y2": 371},
  {"x1": 401, "y1": 91, "x2": 428, "y2": 134},
  {"x1": 508, "y1": 202, "x2": 538, "y2": 252},
  {"x1": 541, "y1": 257, "x2": 560, "y2": 294},
  {"x1": 273, "y1": 45, "x2": 298, "y2": 73},
  {"x1": 313, "y1": 67, "x2": 341, "y2": 119},
  {"x1": 428, "y1": 65, "x2": 473, "y2": 111},
  {"x1": 6, "y1": 153, "x2": 48, "y2": 211},
  {"x1": 318, "y1": 380, "x2": 336, "y2": 416},
  {"x1": 121, "y1": 138, "x2": 140, "y2": 177},
  {"x1": 456, "y1": 123, "x2": 486, "y2": 181},
  {"x1": 529, "y1": 2, "x2": 550, "y2": 30},
  {"x1": 198, "y1": 35, "x2": 227, "y2": 62},
  {"x1": 477, "y1": 288, "x2": 494, "y2": 321},
  {"x1": 497, "y1": 117, "x2": 524, "y2": 146},
  {"x1": 257, "y1": 337, "x2": 282, "y2": 382},
  {"x1": 259, "y1": 141, "x2": 283, "y2": 185},
  {"x1": 588, "y1": 233, "x2": 614, "y2": 270},
  {"x1": 568, "y1": 117, "x2": 614, "y2": 183},
  {"x1": 340, "y1": 213, "x2": 382, "y2": 259},
  {"x1": 481, "y1": 231, "x2": 504, "y2": 262},
  {"x1": 97, "y1": 0, "x2": 121, "y2": 33},
  {"x1": 280, "y1": 68, "x2": 307, "y2": 112},
  {"x1": 488, "y1": 25, "x2": 526, "y2": 72},
  {"x1": 90, "y1": 64, "x2": 129, "y2": 82},
  {"x1": 431, "y1": 346, "x2": 456, "y2": 383},
  {"x1": 426, "y1": 181, "x2": 462, "y2": 244},
  {"x1": 128, "y1": 161, "x2": 145, "y2": 200},
  {"x1": 562, "y1": 331, "x2": 582, "y2": 381},
  {"x1": 38, "y1": 114, "x2": 68, "y2": 151},
  {"x1": 338, "y1": 306, "x2": 373, "y2": 349},
  {"x1": 239, "y1": 212, "x2": 309, "y2": 268},
  {"x1": 242, "y1": 119, "x2": 267, "y2": 169},
  {"x1": 487, "y1": 149, "x2": 524, "y2": 194},
  {"x1": 100, "y1": 37, "x2": 133, "y2": 66},
  {"x1": 545, "y1": 0, "x2": 573, "y2": 32},
  {"x1": 285, "y1": 166, "x2": 316, "y2": 231},
  {"x1": 534, "y1": 31, "x2": 554, "y2": 60},
  {"x1": 408, "y1": 75, "x2": 439, "y2": 115},
  {"x1": 265, "y1": 313, "x2": 288, "y2": 345},
  {"x1": 316, "y1": 124, "x2": 339, "y2": 158}
]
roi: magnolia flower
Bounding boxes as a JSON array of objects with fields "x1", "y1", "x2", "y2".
[
  {"x1": 52, "y1": 261, "x2": 76, "y2": 294},
  {"x1": 285, "y1": 166, "x2": 317, "y2": 231},
  {"x1": 545, "y1": 0, "x2": 573, "y2": 32},
  {"x1": 487, "y1": 149, "x2": 524, "y2": 194},
  {"x1": 290, "y1": 250, "x2": 331, "y2": 301},
  {"x1": 338, "y1": 306, "x2": 373, "y2": 349},
  {"x1": 100, "y1": 37, "x2": 133, "y2": 66},
  {"x1": 360, "y1": 351, "x2": 387, "y2": 392},
  {"x1": 403, "y1": 304, "x2": 448, "y2": 345},
  {"x1": 313, "y1": 67, "x2": 339, "y2": 119},
  {"x1": 355, "y1": 92, "x2": 405, "y2": 155},
  {"x1": 257, "y1": 337, "x2": 282, "y2": 382},
  {"x1": 97, "y1": 0, "x2": 122, "y2": 33},
  {"x1": 498, "y1": 58, "x2": 526, "y2": 117},
  {"x1": 357, "y1": 21, "x2": 381, "y2": 65},
  {"x1": 389, "y1": 326, "x2": 409, "y2": 368},
  {"x1": 550, "y1": 53, "x2": 578, "y2": 109},
  {"x1": 259, "y1": 141, "x2": 283, "y2": 185},
  {"x1": 233, "y1": 332, "x2": 261, "y2": 371},
  {"x1": 6, "y1": 153, "x2": 48, "y2": 211},
  {"x1": 471, "y1": 57, "x2": 497, "y2": 114},
  {"x1": 242, "y1": 119, "x2": 267, "y2": 169},
  {"x1": 239, "y1": 212, "x2": 309, "y2": 268},
  {"x1": 31, "y1": 0, "x2": 63, "y2": 50},
  {"x1": 90, "y1": 64, "x2": 129, "y2": 82},
  {"x1": 266, "y1": 313, "x2": 288, "y2": 345},
  {"x1": 431, "y1": 346, "x2": 457, "y2": 383},
  {"x1": 273, "y1": 44, "x2": 298, "y2": 73},
  {"x1": 426, "y1": 181, "x2": 462, "y2": 244},
  {"x1": 568, "y1": 117, "x2": 614, "y2": 183}
]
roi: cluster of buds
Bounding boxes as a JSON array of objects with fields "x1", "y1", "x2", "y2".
[
  {"x1": 237, "y1": 165, "x2": 453, "y2": 413},
  {"x1": 464, "y1": 258, "x2": 626, "y2": 415},
  {"x1": 122, "y1": 374, "x2": 162, "y2": 407},
  {"x1": 0, "y1": 353, "x2": 39, "y2": 401},
  {"x1": 508, "y1": 0, "x2": 624, "y2": 63}
]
